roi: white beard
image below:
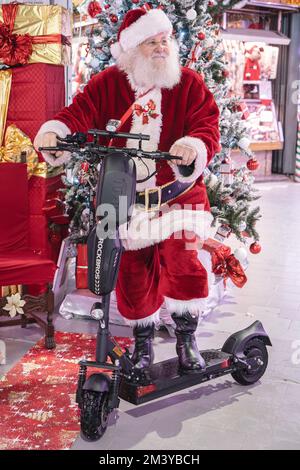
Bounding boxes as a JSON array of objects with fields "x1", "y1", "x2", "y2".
[{"x1": 116, "y1": 38, "x2": 181, "y2": 92}]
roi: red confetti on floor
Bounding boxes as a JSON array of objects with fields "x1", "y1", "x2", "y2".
[{"x1": 0, "y1": 331, "x2": 132, "y2": 450}]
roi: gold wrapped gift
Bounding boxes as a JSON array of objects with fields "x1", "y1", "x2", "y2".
[
  {"x1": 0, "y1": 124, "x2": 39, "y2": 178},
  {"x1": 0, "y1": 124, "x2": 63, "y2": 178},
  {"x1": 0, "y1": 4, "x2": 72, "y2": 66},
  {"x1": 0, "y1": 70, "x2": 12, "y2": 146}
]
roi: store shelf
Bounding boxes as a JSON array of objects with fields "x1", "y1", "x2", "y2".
[
  {"x1": 250, "y1": 141, "x2": 283, "y2": 151},
  {"x1": 221, "y1": 28, "x2": 291, "y2": 45},
  {"x1": 232, "y1": 1, "x2": 300, "y2": 11},
  {"x1": 232, "y1": 141, "x2": 283, "y2": 152}
]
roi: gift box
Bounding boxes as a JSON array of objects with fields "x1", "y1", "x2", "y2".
[
  {"x1": 0, "y1": 124, "x2": 39, "y2": 178},
  {"x1": 29, "y1": 174, "x2": 64, "y2": 215},
  {"x1": 76, "y1": 244, "x2": 88, "y2": 289},
  {"x1": 234, "y1": 101, "x2": 250, "y2": 120},
  {"x1": 0, "y1": 3, "x2": 71, "y2": 66},
  {"x1": 5, "y1": 63, "x2": 65, "y2": 147}
]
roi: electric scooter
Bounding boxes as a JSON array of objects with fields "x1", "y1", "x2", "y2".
[{"x1": 40, "y1": 127, "x2": 272, "y2": 442}]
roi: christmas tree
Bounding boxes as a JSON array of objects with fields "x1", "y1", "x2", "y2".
[{"x1": 64, "y1": 0, "x2": 261, "y2": 255}]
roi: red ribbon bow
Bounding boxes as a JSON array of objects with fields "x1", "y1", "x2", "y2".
[
  {"x1": 203, "y1": 238, "x2": 247, "y2": 288},
  {"x1": 133, "y1": 99, "x2": 159, "y2": 125},
  {"x1": 0, "y1": 4, "x2": 32, "y2": 65},
  {"x1": 0, "y1": 4, "x2": 70, "y2": 66}
]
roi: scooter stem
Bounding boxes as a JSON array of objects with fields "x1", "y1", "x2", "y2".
[{"x1": 96, "y1": 292, "x2": 111, "y2": 363}]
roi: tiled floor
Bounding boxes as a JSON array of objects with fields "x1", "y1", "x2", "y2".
[{"x1": 1, "y1": 181, "x2": 300, "y2": 450}]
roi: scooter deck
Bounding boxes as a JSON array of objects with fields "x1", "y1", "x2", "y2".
[{"x1": 119, "y1": 349, "x2": 233, "y2": 405}]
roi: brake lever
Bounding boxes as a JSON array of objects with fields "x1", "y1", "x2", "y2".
[{"x1": 38, "y1": 145, "x2": 76, "y2": 153}]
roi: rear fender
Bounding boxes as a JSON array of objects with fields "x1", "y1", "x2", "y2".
[{"x1": 221, "y1": 321, "x2": 272, "y2": 357}]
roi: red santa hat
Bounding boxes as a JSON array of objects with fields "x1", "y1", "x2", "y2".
[{"x1": 110, "y1": 8, "x2": 173, "y2": 59}]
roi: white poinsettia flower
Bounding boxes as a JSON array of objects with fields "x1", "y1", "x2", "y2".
[{"x1": 3, "y1": 293, "x2": 26, "y2": 318}]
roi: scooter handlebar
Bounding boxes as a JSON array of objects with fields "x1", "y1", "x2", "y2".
[{"x1": 38, "y1": 143, "x2": 182, "y2": 161}]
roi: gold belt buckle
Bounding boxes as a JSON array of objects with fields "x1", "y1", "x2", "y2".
[{"x1": 144, "y1": 186, "x2": 162, "y2": 211}]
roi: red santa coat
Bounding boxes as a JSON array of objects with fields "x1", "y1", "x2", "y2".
[{"x1": 45, "y1": 65, "x2": 220, "y2": 250}]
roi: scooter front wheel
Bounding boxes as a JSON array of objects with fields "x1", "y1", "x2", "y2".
[
  {"x1": 80, "y1": 390, "x2": 110, "y2": 441},
  {"x1": 231, "y1": 337, "x2": 268, "y2": 385}
]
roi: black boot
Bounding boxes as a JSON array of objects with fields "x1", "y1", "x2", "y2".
[
  {"x1": 131, "y1": 323, "x2": 155, "y2": 370},
  {"x1": 171, "y1": 312, "x2": 206, "y2": 373}
]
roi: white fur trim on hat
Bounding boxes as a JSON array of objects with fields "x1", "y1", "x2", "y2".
[
  {"x1": 170, "y1": 136, "x2": 208, "y2": 183},
  {"x1": 33, "y1": 120, "x2": 72, "y2": 167},
  {"x1": 114, "y1": 9, "x2": 172, "y2": 58},
  {"x1": 110, "y1": 41, "x2": 123, "y2": 60}
]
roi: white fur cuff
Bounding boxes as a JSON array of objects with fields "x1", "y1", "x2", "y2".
[
  {"x1": 170, "y1": 136, "x2": 208, "y2": 183},
  {"x1": 34, "y1": 120, "x2": 72, "y2": 167},
  {"x1": 127, "y1": 308, "x2": 161, "y2": 327},
  {"x1": 164, "y1": 297, "x2": 207, "y2": 316}
]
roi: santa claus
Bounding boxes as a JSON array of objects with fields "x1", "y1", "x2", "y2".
[{"x1": 34, "y1": 8, "x2": 220, "y2": 374}]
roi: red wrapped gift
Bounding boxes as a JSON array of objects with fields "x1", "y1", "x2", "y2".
[
  {"x1": 234, "y1": 101, "x2": 250, "y2": 120},
  {"x1": 6, "y1": 63, "x2": 65, "y2": 147},
  {"x1": 76, "y1": 244, "x2": 88, "y2": 289},
  {"x1": 28, "y1": 174, "x2": 65, "y2": 263},
  {"x1": 29, "y1": 174, "x2": 63, "y2": 216}
]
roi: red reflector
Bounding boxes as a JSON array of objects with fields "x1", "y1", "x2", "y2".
[
  {"x1": 221, "y1": 358, "x2": 231, "y2": 369},
  {"x1": 136, "y1": 384, "x2": 157, "y2": 397}
]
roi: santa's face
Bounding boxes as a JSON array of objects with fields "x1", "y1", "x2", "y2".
[
  {"x1": 116, "y1": 32, "x2": 181, "y2": 90},
  {"x1": 139, "y1": 32, "x2": 171, "y2": 63}
]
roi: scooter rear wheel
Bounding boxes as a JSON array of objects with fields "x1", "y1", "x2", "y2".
[
  {"x1": 80, "y1": 390, "x2": 110, "y2": 441},
  {"x1": 231, "y1": 337, "x2": 268, "y2": 385}
]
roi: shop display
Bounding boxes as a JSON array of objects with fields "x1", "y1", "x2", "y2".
[
  {"x1": 223, "y1": 38, "x2": 282, "y2": 149},
  {"x1": 223, "y1": 40, "x2": 279, "y2": 97},
  {"x1": 246, "y1": 101, "x2": 281, "y2": 143}
]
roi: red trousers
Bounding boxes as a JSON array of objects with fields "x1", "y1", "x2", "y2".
[{"x1": 116, "y1": 183, "x2": 211, "y2": 322}]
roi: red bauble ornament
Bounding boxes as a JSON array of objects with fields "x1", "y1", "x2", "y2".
[
  {"x1": 222, "y1": 69, "x2": 230, "y2": 78},
  {"x1": 250, "y1": 242, "x2": 261, "y2": 254},
  {"x1": 247, "y1": 158, "x2": 260, "y2": 171},
  {"x1": 104, "y1": 4, "x2": 110, "y2": 9},
  {"x1": 87, "y1": 1, "x2": 102, "y2": 18},
  {"x1": 197, "y1": 32, "x2": 206, "y2": 40},
  {"x1": 222, "y1": 156, "x2": 232, "y2": 164},
  {"x1": 132, "y1": 0, "x2": 139, "y2": 3},
  {"x1": 81, "y1": 162, "x2": 89, "y2": 172},
  {"x1": 110, "y1": 14, "x2": 118, "y2": 23}
]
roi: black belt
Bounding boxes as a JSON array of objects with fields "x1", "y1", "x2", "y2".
[{"x1": 135, "y1": 180, "x2": 195, "y2": 211}]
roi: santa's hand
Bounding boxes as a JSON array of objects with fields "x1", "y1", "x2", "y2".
[
  {"x1": 169, "y1": 143, "x2": 197, "y2": 166},
  {"x1": 34, "y1": 132, "x2": 70, "y2": 167}
]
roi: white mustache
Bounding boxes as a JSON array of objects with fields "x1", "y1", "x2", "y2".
[{"x1": 151, "y1": 54, "x2": 167, "y2": 59}]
